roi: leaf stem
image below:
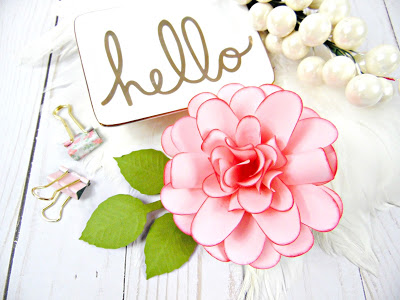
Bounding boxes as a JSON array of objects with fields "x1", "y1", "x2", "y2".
[
  {"x1": 324, "y1": 40, "x2": 357, "y2": 64},
  {"x1": 145, "y1": 200, "x2": 164, "y2": 213}
]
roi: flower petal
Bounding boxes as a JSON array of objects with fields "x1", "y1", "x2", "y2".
[
  {"x1": 279, "y1": 149, "x2": 334, "y2": 185},
  {"x1": 161, "y1": 125, "x2": 179, "y2": 157},
  {"x1": 262, "y1": 170, "x2": 283, "y2": 189},
  {"x1": 259, "y1": 84, "x2": 283, "y2": 96},
  {"x1": 250, "y1": 238, "x2": 281, "y2": 269},
  {"x1": 224, "y1": 213, "x2": 266, "y2": 264},
  {"x1": 270, "y1": 178, "x2": 294, "y2": 211},
  {"x1": 217, "y1": 83, "x2": 244, "y2": 103},
  {"x1": 188, "y1": 92, "x2": 217, "y2": 117},
  {"x1": 173, "y1": 214, "x2": 195, "y2": 235},
  {"x1": 238, "y1": 186, "x2": 272, "y2": 213},
  {"x1": 224, "y1": 160, "x2": 252, "y2": 187},
  {"x1": 235, "y1": 116, "x2": 262, "y2": 147},
  {"x1": 229, "y1": 193, "x2": 243, "y2": 211},
  {"x1": 192, "y1": 197, "x2": 245, "y2": 246},
  {"x1": 255, "y1": 90, "x2": 303, "y2": 149},
  {"x1": 161, "y1": 184, "x2": 207, "y2": 214},
  {"x1": 299, "y1": 107, "x2": 319, "y2": 120},
  {"x1": 265, "y1": 137, "x2": 287, "y2": 168},
  {"x1": 290, "y1": 184, "x2": 341, "y2": 232},
  {"x1": 273, "y1": 224, "x2": 314, "y2": 257},
  {"x1": 324, "y1": 145, "x2": 338, "y2": 177},
  {"x1": 256, "y1": 144, "x2": 278, "y2": 164},
  {"x1": 319, "y1": 186, "x2": 343, "y2": 217},
  {"x1": 284, "y1": 118, "x2": 338, "y2": 154},
  {"x1": 171, "y1": 116, "x2": 203, "y2": 153},
  {"x1": 253, "y1": 203, "x2": 301, "y2": 245},
  {"x1": 171, "y1": 153, "x2": 213, "y2": 189},
  {"x1": 204, "y1": 242, "x2": 229, "y2": 262},
  {"x1": 197, "y1": 99, "x2": 239, "y2": 139},
  {"x1": 203, "y1": 174, "x2": 235, "y2": 197},
  {"x1": 201, "y1": 130, "x2": 229, "y2": 155},
  {"x1": 230, "y1": 86, "x2": 266, "y2": 119},
  {"x1": 164, "y1": 160, "x2": 172, "y2": 185}
]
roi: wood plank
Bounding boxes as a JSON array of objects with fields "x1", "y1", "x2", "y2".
[
  {"x1": 383, "y1": 0, "x2": 400, "y2": 47},
  {"x1": 4, "y1": 9, "x2": 130, "y2": 296},
  {"x1": 350, "y1": 0, "x2": 400, "y2": 79},
  {"x1": 124, "y1": 226, "x2": 243, "y2": 299},
  {"x1": 360, "y1": 207, "x2": 400, "y2": 300},
  {"x1": 6, "y1": 164, "x2": 128, "y2": 299},
  {"x1": 0, "y1": 0, "x2": 57, "y2": 294},
  {"x1": 347, "y1": 0, "x2": 400, "y2": 298},
  {"x1": 286, "y1": 247, "x2": 365, "y2": 300}
]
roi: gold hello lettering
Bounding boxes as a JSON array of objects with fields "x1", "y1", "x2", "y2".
[{"x1": 102, "y1": 16, "x2": 253, "y2": 106}]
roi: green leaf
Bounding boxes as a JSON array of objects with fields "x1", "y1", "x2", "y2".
[
  {"x1": 80, "y1": 194, "x2": 150, "y2": 249},
  {"x1": 144, "y1": 213, "x2": 197, "y2": 279},
  {"x1": 115, "y1": 149, "x2": 170, "y2": 195}
]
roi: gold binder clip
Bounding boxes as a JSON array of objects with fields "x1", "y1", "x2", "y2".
[
  {"x1": 53, "y1": 104, "x2": 103, "y2": 160},
  {"x1": 32, "y1": 166, "x2": 90, "y2": 222}
]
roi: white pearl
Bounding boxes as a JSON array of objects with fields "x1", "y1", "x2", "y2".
[
  {"x1": 345, "y1": 74, "x2": 383, "y2": 107},
  {"x1": 378, "y1": 78, "x2": 394, "y2": 102},
  {"x1": 309, "y1": 0, "x2": 324, "y2": 9},
  {"x1": 333, "y1": 17, "x2": 367, "y2": 50},
  {"x1": 250, "y1": 3, "x2": 273, "y2": 31},
  {"x1": 319, "y1": 0, "x2": 350, "y2": 26},
  {"x1": 299, "y1": 13, "x2": 332, "y2": 47},
  {"x1": 265, "y1": 33, "x2": 283, "y2": 53},
  {"x1": 365, "y1": 44, "x2": 400, "y2": 76},
  {"x1": 297, "y1": 56, "x2": 325, "y2": 85},
  {"x1": 322, "y1": 56, "x2": 356, "y2": 87},
  {"x1": 282, "y1": 31, "x2": 310, "y2": 60},
  {"x1": 236, "y1": 0, "x2": 252, "y2": 5},
  {"x1": 285, "y1": 0, "x2": 313, "y2": 11},
  {"x1": 257, "y1": 0, "x2": 272, "y2": 2},
  {"x1": 267, "y1": 6, "x2": 297, "y2": 37}
]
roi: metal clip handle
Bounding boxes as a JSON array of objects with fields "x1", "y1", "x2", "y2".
[
  {"x1": 53, "y1": 104, "x2": 88, "y2": 143},
  {"x1": 41, "y1": 192, "x2": 71, "y2": 222}
]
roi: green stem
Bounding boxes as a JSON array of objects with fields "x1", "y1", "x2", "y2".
[
  {"x1": 324, "y1": 40, "x2": 357, "y2": 64},
  {"x1": 145, "y1": 200, "x2": 164, "y2": 213}
]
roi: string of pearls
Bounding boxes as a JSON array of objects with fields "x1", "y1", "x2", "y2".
[{"x1": 237, "y1": 0, "x2": 400, "y2": 107}]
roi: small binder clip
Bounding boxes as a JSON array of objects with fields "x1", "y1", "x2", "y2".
[
  {"x1": 53, "y1": 104, "x2": 103, "y2": 160},
  {"x1": 32, "y1": 166, "x2": 90, "y2": 222}
]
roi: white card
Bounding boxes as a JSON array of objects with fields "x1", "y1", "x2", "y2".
[{"x1": 75, "y1": 0, "x2": 274, "y2": 126}]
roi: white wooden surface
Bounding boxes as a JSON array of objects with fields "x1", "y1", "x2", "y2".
[{"x1": 1, "y1": 0, "x2": 399, "y2": 299}]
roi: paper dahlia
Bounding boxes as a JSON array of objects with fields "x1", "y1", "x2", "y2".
[{"x1": 161, "y1": 83, "x2": 343, "y2": 268}]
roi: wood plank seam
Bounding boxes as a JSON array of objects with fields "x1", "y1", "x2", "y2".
[
  {"x1": 123, "y1": 246, "x2": 127, "y2": 300},
  {"x1": 2, "y1": 16, "x2": 59, "y2": 300},
  {"x1": 358, "y1": 269, "x2": 367, "y2": 299},
  {"x1": 382, "y1": 1, "x2": 399, "y2": 48}
]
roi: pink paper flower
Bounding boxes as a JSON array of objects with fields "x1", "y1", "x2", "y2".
[{"x1": 161, "y1": 84, "x2": 343, "y2": 268}]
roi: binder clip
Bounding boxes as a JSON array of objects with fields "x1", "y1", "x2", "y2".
[
  {"x1": 53, "y1": 104, "x2": 103, "y2": 160},
  {"x1": 32, "y1": 166, "x2": 90, "y2": 222}
]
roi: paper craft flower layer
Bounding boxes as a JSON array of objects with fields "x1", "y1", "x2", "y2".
[{"x1": 161, "y1": 84, "x2": 343, "y2": 268}]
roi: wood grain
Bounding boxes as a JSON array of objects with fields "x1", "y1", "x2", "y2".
[
  {"x1": 286, "y1": 247, "x2": 365, "y2": 300},
  {"x1": 383, "y1": 0, "x2": 400, "y2": 48},
  {"x1": 361, "y1": 207, "x2": 400, "y2": 300},
  {"x1": 0, "y1": 0, "x2": 56, "y2": 294}
]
